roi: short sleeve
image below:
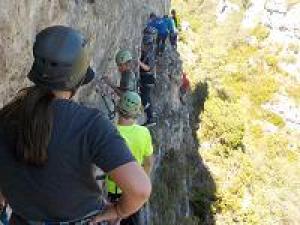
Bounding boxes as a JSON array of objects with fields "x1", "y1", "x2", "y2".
[
  {"x1": 88, "y1": 114, "x2": 135, "y2": 173},
  {"x1": 143, "y1": 129, "x2": 154, "y2": 157}
]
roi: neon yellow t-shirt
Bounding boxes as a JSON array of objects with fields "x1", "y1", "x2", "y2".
[{"x1": 107, "y1": 124, "x2": 153, "y2": 194}]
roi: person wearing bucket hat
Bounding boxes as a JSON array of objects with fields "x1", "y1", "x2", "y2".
[
  {"x1": 106, "y1": 91, "x2": 154, "y2": 225},
  {"x1": 28, "y1": 25, "x2": 95, "y2": 92},
  {"x1": 0, "y1": 26, "x2": 151, "y2": 225}
]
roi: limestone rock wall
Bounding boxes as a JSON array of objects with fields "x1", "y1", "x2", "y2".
[{"x1": 0, "y1": 0, "x2": 169, "y2": 106}]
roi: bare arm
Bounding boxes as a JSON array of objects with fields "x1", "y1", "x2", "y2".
[
  {"x1": 139, "y1": 60, "x2": 151, "y2": 72},
  {"x1": 143, "y1": 156, "x2": 154, "y2": 176},
  {"x1": 90, "y1": 162, "x2": 151, "y2": 224}
]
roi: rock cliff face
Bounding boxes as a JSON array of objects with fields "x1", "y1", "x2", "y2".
[
  {"x1": 0, "y1": 1, "x2": 214, "y2": 225},
  {"x1": 144, "y1": 50, "x2": 215, "y2": 225},
  {"x1": 0, "y1": 0, "x2": 169, "y2": 106}
]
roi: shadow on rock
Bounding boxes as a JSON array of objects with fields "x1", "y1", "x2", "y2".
[{"x1": 189, "y1": 81, "x2": 217, "y2": 225}]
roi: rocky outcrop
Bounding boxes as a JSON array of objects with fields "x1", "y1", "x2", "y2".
[
  {"x1": 263, "y1": 94, "x2": 300, "y2": 131},
  {"x1": 144, "y1": 49, "x2": 215, "y2": 225},
  {"x1": 242, "y1": 0, "x2": 300, "y2": 43}
]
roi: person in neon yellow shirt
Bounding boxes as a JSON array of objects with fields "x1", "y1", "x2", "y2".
[{"x1": 106, "y1": 91, "x2": 154, "y2": 225}]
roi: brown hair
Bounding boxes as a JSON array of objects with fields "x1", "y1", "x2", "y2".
[{"x1": 0, "y1": 86, "x2": 54, "y2": 166}]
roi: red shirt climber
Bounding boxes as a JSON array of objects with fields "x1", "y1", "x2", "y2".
[{"x1": 179, "y1": 72, "x2": 190, "y2": 104}]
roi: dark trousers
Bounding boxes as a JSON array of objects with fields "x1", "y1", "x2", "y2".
[
  {"x1": 108, "y1": 193, "x2": 140, "y2": 225},
  {"x1": 140, "y1": 74, "x2": 154, "y2": 122},
  {"x1": 169, "y1": 33, "x2": 177, "y2": 48},
  {"x1": 156, "y1": 34, "x2": 167, "y2": 54},
  {"x1": 140, "y1": 85, "x2": 153, "y2": 122}
]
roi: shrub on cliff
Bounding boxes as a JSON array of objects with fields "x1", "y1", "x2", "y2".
[{"x1": 199, "y1": 97, "x2": 245, "y2": 150}]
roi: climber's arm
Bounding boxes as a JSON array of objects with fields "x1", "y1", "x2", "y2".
[
  {"x1": 90, "y1": 162, "x2": 151, "y2": 224},
  {"x1": 139, "y1": 60, "x2": 151, "y2": 72}
]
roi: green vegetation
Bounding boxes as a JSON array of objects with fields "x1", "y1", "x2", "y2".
[
  {"x1": 265, "y1": 54, "x2": 278, "y2": 67},
  {"x1": 200, "y1": 97, "x2": 245, "y2": 150},
  {"x1": 173, "y1": 0, "x2": 300, "y2": 224},
  {"x1": 250, "y1": 25, "x2": 270, "y2": 41},
  {"x1": 262, "y1": 110, "x2": 285, "y2": 128},
  {"x1": 223, "y1": 70, "x2": 278, "y2": 105}
]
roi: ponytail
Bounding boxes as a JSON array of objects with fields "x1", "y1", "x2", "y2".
[{"x1": 0, "y1": 86, "x2": 54, "y2": 166}]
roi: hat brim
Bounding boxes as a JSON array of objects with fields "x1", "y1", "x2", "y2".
[{"x1": 27, "y1": 63, "x2": 95, "y2": 89}]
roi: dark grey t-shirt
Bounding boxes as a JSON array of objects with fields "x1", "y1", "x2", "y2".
[
  {"x1": 119, "y1": 70, "x2": 137, "y2": 92},
  {"x1": 0, "y1": 99, "x2": 135, "y2": 222}
]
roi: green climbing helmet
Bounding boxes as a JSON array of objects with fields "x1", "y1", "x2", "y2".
[
  {"x1": 28, "y1": 25, "x2": 94, "y2": 91},
  {"x1": 118, "y1": 91, "x2": 142, "y2": 118},
  {"x1": 115, "y1": 50, "x2": 133, "y2": 66}
]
